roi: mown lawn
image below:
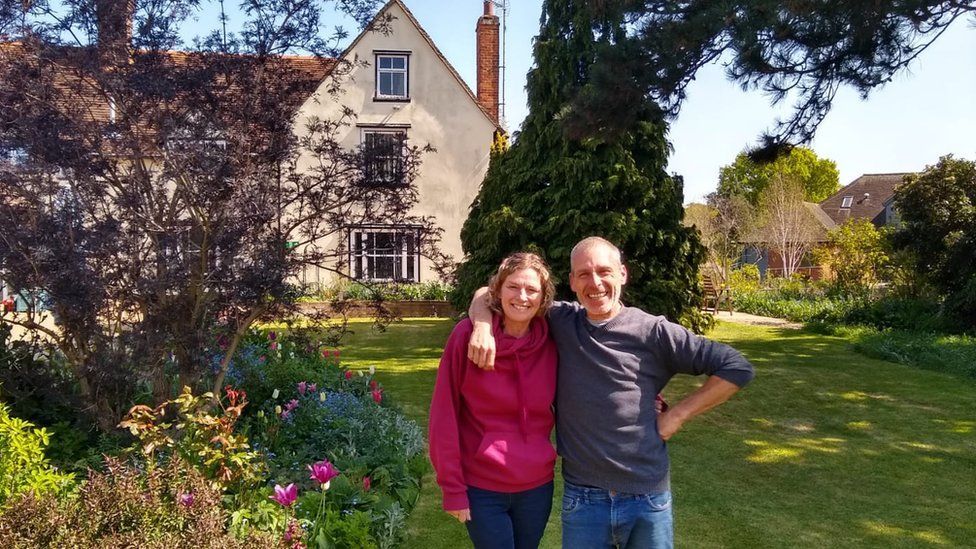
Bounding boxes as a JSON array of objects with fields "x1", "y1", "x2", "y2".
[{"x1": 338, "y1": 318, "x2": 976, "y2": 548}]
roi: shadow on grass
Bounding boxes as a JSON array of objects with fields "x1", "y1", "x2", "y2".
[{"x1": 339, "y1": 319, "x2": 976, "y2": 548}]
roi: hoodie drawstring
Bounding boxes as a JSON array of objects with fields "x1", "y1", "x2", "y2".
[{"x1": 515, "y1": 352, "x2": 529, "y2": 442}]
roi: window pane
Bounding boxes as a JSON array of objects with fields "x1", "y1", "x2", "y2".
[
  {"x1": 391, "y1": 73, "x2": 406, "y2": 96},
  {"x1": 391, "y1": 57, "x2": 406, "y2": 70},
  {"x1": 379, "y1": 73, "x2": 393, "y2": 96},
  {"x1": 375, "y1": 256, "x2": 395, "y2": 279},
  {"x1": 379, "y1": 56, "x2": 393, "y2": 69}
]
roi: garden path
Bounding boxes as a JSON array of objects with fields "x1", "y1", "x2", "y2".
[{"x1": 712, "y1": 310, "x2": 804, "y2": 329}]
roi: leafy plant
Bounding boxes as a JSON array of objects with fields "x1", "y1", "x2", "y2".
[
  {"x1": 0, "y1": 456, "x2": 278, "y2": 548},
  {"x1": 119, "y1": 386, "x2": 265, "y2": 493},
  {"x1": 0, "y1": 404, "x2": 76, "y2": 506}
]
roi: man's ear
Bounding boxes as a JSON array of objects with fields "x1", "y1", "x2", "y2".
[{"x1": 620, "y1": 264, "x2": 628, "y2": 285}]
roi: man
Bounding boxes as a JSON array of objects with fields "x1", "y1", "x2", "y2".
[{"x1": 467, "y1": 236, "x2": 754, "y2": 549}]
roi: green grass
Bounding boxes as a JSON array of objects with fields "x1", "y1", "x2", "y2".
[{"x1": 338, "y1": 318, "x2": 976, "y2": 548}]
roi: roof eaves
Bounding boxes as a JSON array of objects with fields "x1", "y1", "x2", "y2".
[{"x1": 341, "y1": 0, "x2": 502, "y2": 131}]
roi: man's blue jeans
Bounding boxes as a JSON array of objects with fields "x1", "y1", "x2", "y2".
[
  {"x1": 561, "y1": 481, "x2": 673, "y2": 549},
  {"x1": 465, "y1": 481, "x2": 554, "y2": 549}
]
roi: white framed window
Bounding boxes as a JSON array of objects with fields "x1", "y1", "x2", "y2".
[
  {"x1": 375, "y1": 53, "x2": 409, "y2": 99},
  {"x1": 361, "y1": 129, "x2": 407, "y2": 186},
  {"x1": 841, "y1": 195, "x2": 853, "y2": 208},
  {"x1": 349, "y1": 225, "x2": 420, "y2": 282}
]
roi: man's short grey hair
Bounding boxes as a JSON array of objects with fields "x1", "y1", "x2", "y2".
[{"x1": 570, "y1": 236, "x2": 622, "y2": 265}]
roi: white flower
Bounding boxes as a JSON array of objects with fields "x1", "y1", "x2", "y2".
[
  {"x1": 369, "y1": 365, "x2": 376, "y2": 375},
  {"x1": 272, "y1": 389, "x2": 280, "y2": 399},
  {"x1": 319, "y1": 392, "x2": 327, "y2": 402}
]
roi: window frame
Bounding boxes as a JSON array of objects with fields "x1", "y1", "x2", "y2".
[
  {"x1": 360, "y1": 127, "x2": 408, "y2": 187},
  {"x1": 841, "y1": 195, "x2": 854, "y2": 208},
  {"x1": 348, "y1": 225, "x2": 421, "y2": 283},
  {"x1": 374, "y1": 52, "x2": 411, "y2": 101}
]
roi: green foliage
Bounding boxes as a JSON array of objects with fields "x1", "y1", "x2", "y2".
[
  {"x1": 0, "y1": 456, "x2": 276, "y2": 548},
  {"x1": 811, "y1": 324, "x2": 976, "y2": 380},
  {"x1": 0, "y1": 404, "x2": 76, "y2": 506},
  {"x1": 304, "y1": 281, "x2": 453, "y2": 303},
  {"x1": 119, "y1": 387, "x2": 265, "y2": 494},
  {"x1": 223, "y1": 331, "x2": 425, "y2": 546},
  {"x1": 453, "y1": 0, "x2": 707, "y2": 332},
  {"x1": 893, "y1": 155, "x2": 976, "y2": 328},
  {"x1": 813, "y1": 219, "x2": 891, "y2": 291},
  {"x1": 718, "y1": 147, "x2": 840, "y2": 204}
]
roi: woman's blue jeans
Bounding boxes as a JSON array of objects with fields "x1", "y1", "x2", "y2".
[
  {"x1": 561, "y1": 481, "x2": 673, "y2": 549},
  {"x1": 465, "y1": 481, "x2": 554, "y2": 549}
]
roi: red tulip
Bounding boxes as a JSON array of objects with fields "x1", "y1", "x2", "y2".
[{"x1": 371, "y1": 389, "x2": 383, "y2": 404}]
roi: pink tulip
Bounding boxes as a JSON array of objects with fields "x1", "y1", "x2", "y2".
[
  {"x1": 297, "y1": 381, "x2": 307, "y2": 395},
  {"x1": 371, "y1": 389, "x2": 383, "y2": 404},
  {"x1": 362, "y1": 476, "x2": 371, "y2": 491},
  {"x1": 177, "y1": 492, "x2": 194, "y2": 507},
  {"x1": 270, "y1": 483, "x2": 298, "y2": 507},
  {"x1": 270, "y1": 341, "x2": 278, "y2": 351},
  {"x1": 308, "y1": 459, "x2": 340, "y2": 488},
  {"x1": 309, "y1": 383, "x2": 317, "y2": 393}
]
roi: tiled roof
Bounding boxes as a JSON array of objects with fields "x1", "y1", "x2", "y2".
[
  {"x1": 1, "y1": 42, "x2": 335, "y2": 126},
  {"x1": 819, "y1": 173, "x2": 910, "y2": 226}
]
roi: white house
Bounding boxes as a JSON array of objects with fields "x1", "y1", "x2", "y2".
[{"x1": 295, "y1": 0, "x2": 502, "y2": 286}]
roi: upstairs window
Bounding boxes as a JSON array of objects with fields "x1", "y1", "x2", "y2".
[
  {"x1": 362, "y1": 129, "x2": 407, "y2": 186},
  {"x1": 841, "y1": 195, "x2": 853, "y2": 208},
  {"x1": 349, "y1": 226, "x2": 420, "y2": 282},
  {"x1": 375, "y1": 54, "x2": 409, "y2": 100}
]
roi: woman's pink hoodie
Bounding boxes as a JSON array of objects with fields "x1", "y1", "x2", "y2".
[{"x1": 428, "y1": 315, "x2": 558, "y2": 511}]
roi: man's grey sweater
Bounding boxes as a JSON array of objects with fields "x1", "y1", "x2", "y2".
[{"x1": 549, "y1": 302, "x2": 755, "y2": 494}]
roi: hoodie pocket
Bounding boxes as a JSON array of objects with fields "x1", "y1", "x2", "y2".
[{"x1": 474, "y1": 432, "x2": 557, "y2": 485}]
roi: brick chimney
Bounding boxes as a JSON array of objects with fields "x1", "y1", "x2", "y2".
[
  {"x1": 476, "y1": 1, "x2": 500, "y2": 124},
  {"x1": 95, "y1": 0, "x2": 135, "y2": 68}
]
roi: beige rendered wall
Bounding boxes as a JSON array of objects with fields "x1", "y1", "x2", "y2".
[{"x1": 293, "y1": 2, "x2": 496, "y2": 286}]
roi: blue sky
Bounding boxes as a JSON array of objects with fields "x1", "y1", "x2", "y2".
[{"x1": 187, "y1": 1, "x2": 976, "y2": 204}]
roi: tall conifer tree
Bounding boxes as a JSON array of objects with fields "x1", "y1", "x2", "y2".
[{"x1": 453, "y1": 0, "x2": 706, "y2": 328}]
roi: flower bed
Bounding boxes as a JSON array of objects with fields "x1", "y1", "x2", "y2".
[{"x1": 0, "y1": 329, "x2": 426, "y2": 548}]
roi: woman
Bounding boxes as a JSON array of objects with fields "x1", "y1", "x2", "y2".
[{"x1": 428, "y1": 252, "x2": 558, "y2": 549}]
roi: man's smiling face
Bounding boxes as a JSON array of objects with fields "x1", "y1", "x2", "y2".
[{"x1": 569, "y1": 241, "x2": 627, "y2": 322}]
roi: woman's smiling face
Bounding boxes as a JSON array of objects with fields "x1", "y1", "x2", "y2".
[{"x1": 499, "y1": 267, "x2": 543, "y2": 335}]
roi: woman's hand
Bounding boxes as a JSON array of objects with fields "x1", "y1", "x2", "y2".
[{"x1": 447, "y1": 508, "x2": 472, "y2": 522}]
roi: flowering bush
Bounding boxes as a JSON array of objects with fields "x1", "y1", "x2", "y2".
[{"x1": 221, "y1": 330, "x2": 424, "y2": 547}]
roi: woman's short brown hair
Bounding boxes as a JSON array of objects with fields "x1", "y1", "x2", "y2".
[{"x1": 487, "y1": 252, "x2": 555, "y2": 317}]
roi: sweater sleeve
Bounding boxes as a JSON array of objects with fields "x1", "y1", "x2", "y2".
[
  {"x1": 428, "y1": 321, "x2": 471, "y2": 511},
  {"x1": 654, "y1": 318, "x2": 755, "y2": 388}
]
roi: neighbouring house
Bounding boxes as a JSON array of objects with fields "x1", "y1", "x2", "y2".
[
  {"x1": 1, "y1": 0, "x2": 501, "y2": 292},
  {"x1": 296, "y1": 0, "x2": 502, "y2": 287},
  {"x1": 819, "y1": 172, "x2": 909, "y2": 228},
  {"x1": 742, "y1": 173, "x2": 911, "y2": 280},
  {"x1": 741, "y1": 202, "x2": 837, "y2": 280}
]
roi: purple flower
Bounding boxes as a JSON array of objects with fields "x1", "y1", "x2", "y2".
[
  {"x1": 297, "y1": 381, "x2": 307, "y2": 395},
  {"x1": 270, "y1": 483, "x2": 298, "y2": 507},
  {"x1": 308, "y1": 460, "x2": 340, "y2": 489},
  {"x1": 308, "y1": 383, "x2": 317, "y2": 393},
  {"x1": 177, "y1": 492, "x2": 194, "y2": 507},
  {"x1": 268, "y1": 330, "x2": 277, "y2": 341}
]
